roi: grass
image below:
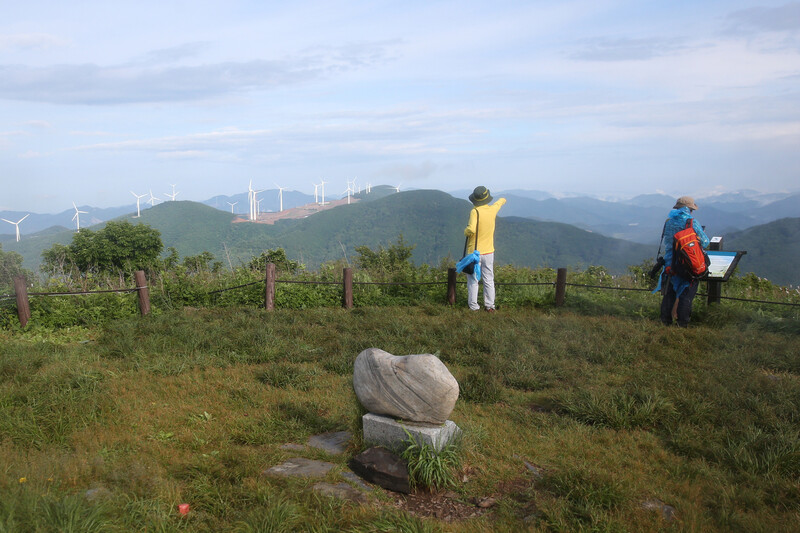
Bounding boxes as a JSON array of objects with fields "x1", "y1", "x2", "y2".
[{"x1": 0, "y1": 304, "x2": 799, "y2": 531}]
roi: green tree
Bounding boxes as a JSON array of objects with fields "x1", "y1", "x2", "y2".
[
  {"x1": 247, "y1": 248, "x2": 304, "y2": 275},
  {"x1": 41, "y1": 221, "x2": 163, "y2": 276},
  {"x1": 183, "y1": 251, "x2": 222, "y2": 274},
  {"x1": 0, "y1": 244, "x2": 27, "y2": 289},
  {"x1": 354, "y1": 234, "x2": 416, "y2": 276}
]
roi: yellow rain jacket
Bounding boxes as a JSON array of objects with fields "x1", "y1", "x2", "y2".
[{"x1": 464, "y1": 198, "x2": 506, "y2": 254}]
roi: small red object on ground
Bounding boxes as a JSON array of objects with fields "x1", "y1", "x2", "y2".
[{"x1": 178, "y1": 503, "x2": 190, "y2": 515}]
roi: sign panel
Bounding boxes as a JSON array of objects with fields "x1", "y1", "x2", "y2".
[{"x1": 703, "y1": 250, "x2": 746, "y2": 281}]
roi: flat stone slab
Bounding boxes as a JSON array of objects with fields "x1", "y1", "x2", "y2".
[
  {"x1": 641, "y1": 499, "x2": 676, "y2": 521},
  {"x1": 342, "y1": 471, "x2": 375, "y2": 493},
  {"x1": 349, "y1": 447, "x2": 410, "y2": 494},
  {"x1": 308, "y1": 431, "x2": 351, "y2": 455},
  {"x1": 363, "y1": 413, "x2": 461, "y2": 452},
  {"x1": 312, "y1": 482, "x2": 368, "y2": 503},
  {"x1": 263, "y1": 457, "x2": 335, "y2": 479}
]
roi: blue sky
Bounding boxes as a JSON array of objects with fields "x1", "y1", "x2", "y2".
[{"x1": 1, "y1": 0, "x2": 799, "y2": 213}]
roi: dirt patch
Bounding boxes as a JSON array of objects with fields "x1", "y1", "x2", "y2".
[
  {"x1": 392, "y1": 475, "x2": 539, "y2": 522},
  {"x1": 232, "y1": 198, "x2": 356, "y2": 225},
  {"x1": 393, "y1": 490, "x2": 486, "y2": 522}
]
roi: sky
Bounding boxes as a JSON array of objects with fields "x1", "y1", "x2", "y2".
[{"x1": 1, "y1": 0, "x2": 799, "y2": 214}]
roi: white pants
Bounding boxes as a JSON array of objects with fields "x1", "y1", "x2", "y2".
[{"x1": 467, "y1": 253, "x2": 495, "y2": 310}]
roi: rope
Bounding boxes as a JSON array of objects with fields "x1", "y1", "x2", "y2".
[
  {"x1": 27, "y1": 288, "x2": 138, "y2": 296},
  {"x1": 496, "y1": 281, "x2": 555, "y2": 287},
  {"x1": 206, "y1": 280, "x2": 264, "y2": 294},
  {"x1": 564, "y1": 283, "x2": 653, "y2": 293},
  {"x1": 717, "y1": 295, "x2": 800, "y2": 307}
]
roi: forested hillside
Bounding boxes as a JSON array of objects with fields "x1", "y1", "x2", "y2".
[
  {"x1": 725, "y1": 217, "x2": 800, "y2": 286},
  {"x1": 4, "y1": 191, "x2": 653, "y2": 274}
]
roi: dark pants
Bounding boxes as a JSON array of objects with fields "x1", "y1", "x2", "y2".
[{"x1": 660, "y1": 276, "x2": 699, "y2": 327}]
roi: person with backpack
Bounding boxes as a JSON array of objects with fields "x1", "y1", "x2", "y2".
[
  {"x1": 655, "y1": 196, "x2": 710, "y2": 327},
  {"x1": 464, "y1": 186, "x2": 506, "y2": 311}
]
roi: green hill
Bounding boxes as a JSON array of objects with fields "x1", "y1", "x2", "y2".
[
  {"x1": 5, "y1": 191, "x2": 657, "y2": 274},
  {"x1": 724, "y1": 217, "x2": 800, "y2": 286}
]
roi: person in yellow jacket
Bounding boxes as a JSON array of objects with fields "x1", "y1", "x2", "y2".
[{"x1": 464, "y1": 186, "x2": 506, "y2": 311}]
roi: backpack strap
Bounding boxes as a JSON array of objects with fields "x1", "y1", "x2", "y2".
[
  {"x1": 463, "y1": 209, "x2": 480, "y2": 256},
  {"x1": 655, "y1": 218, "x2": 668, "y2": 260}
]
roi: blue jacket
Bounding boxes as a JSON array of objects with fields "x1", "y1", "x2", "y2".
[{"x1": 654, "y1": 207, "x2": 710, "y2": 296}]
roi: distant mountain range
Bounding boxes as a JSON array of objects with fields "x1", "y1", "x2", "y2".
[
  {"x1": 2, "y1": 189, "x2": 798, "y2": 285},
  {"x1": 2, "y1": 190, "x2": 652, "y2": 275},
  {"x1": 4, "y1": 188, "x2": 797, "y2": 247}
]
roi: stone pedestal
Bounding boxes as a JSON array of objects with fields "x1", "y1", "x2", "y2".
[{"x1": 362, "y1": 413, "x2": 461, "y2": 452}]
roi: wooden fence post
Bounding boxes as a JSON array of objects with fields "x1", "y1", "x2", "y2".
[
  {"x1": 446, "y1": 268, "x2": 457, "y2": 305},
  {"x1": 134, "y1": 270, "x2": 150, "y2": 316},
  {"x1": 265, "y1": 262, "x2": 276, "y2": 310},
  {"x1": 342, "y1": 268, "x2": 353, "y2": 309},
  {"x1": 555, "y1": 267, "x2": 567, "y2": 307},
  {"x1": 13, "y1": 276, "x2": 30, "y2": 328},
  {"x1": 707, "y1": 238, "x2": 722, "y2": 305}
]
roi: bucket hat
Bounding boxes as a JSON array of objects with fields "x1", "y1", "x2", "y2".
[
  {"x1": 469, "y1": 186, "x2": 493, "y2": 206},
  {"x1": 674, "y1": 196, "x2": 698, "y2": 210}
]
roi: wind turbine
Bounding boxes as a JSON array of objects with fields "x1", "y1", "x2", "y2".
[
  {"x1": 319, "y1": 180, "x2": 327, "y2": 205},
  {"x1": 275, "y1": 183, "x2": 286, "y2": 212},
  {"x1": 165, "y1": 184, "x2": 179, "y2": 201},
  {"x1": 131, "y1": 191, "x2": 147, "y2": 217},
  {"x1": 1, "y1": 214, "x2": 29, "y2": 242},
  {"x1": 72, "y1": 202, "x2": 88, "y2": 231},
  {"x1": 256, "y1": 197, "x2": 264, "y2": 216},
  {"x1": 227, "y1": 201, "x2": 238, "y2": 214},
  {"x1": 313, "y1": 183, "x2": 319, "y2": 204},
  {"x1": 343, "y1": 180, "x2": 355, "y2": 205},
  {"x1": 394, "y1": 183, "x2": 402, "y2": 193},
  {"x1": 147, "y1": 190, "x2": 160, "y2": 207}
]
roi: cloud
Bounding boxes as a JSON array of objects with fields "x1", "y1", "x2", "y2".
[
  {"x1": 568, "y1": 37, "x2": 693, "y2": 61},
  {"x1": 0, "y1": 33, "x2": 69, "y2": 51},
  {"x1": 376, "y1": 160, "x2": 438, "y2": 183},
  {"x1": 18, "y1": 150, "x2": 45, "y2": 158},
  {"x1": 726, "y1": 2, "x2": 800, "y2": 32},
  {"x1": 134, "y1": 42, "x2": 210, "y2": 65},
  {"x1": 0, "y1": 41, "x2": 397, "y2": 105},
  {"x1": 22, "y1": 120, "x2": 52, "y2": 129}
]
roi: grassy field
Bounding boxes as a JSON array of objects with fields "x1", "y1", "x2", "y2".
[{"x1": 1, "y1": 303, "x2": 799, "y2": 532}]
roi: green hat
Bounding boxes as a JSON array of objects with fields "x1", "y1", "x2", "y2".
[{"x1": 469, "y1": 186, "x2": 492, "y2": 206}]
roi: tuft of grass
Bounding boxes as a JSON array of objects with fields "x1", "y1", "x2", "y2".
[
  {"x1": 367, "y1": 510, "x2": 442, "y2": 533},
  {"x1": 400, "y1": 431, "x2": 461, "y2": 491},
  {"x1": 457, "y1": 371, "x2": 505, "y2": 404},
  {"x1": 554, "y1": 387, "x2": 677, "y2": 430},
  {"x1": 255, "y1": 363, "x2": 320, "y2": 390}
]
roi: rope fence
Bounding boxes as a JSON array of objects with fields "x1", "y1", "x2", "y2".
[{"x1": 5, "y1": 265, "x2": 799, "y2": 327}]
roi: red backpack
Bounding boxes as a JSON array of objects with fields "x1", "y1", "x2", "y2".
[{"x1": 672, "y1": 219, "x2": 709, "y2": 279}]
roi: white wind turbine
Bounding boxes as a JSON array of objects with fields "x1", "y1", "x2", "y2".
[
  {"x1": 165, "y1": 184, "x2": 179, "y2": 201},
  {"x1": 313, "y1": 183, "x2": 320, "y2": 204},
  {"x1": 319, "y1": 180, "x2": 327, "y2": 205},
  {"x1": 393, "y1": 183, "x2": 402, "y2": 193},
  {"x1": 256, "y1": 197, "x2": 264, "y2": 216},
  {"x1": 147, "y1": 190, "x2": 160, "y2": 207},
  {"x1": 72, "y1": 202, "x2": 88, "y2": 231},
  {"x1": 275, "y1": 183, "x2": 287, "y2": 212},
  {"x1": 131, "y1": 191, "x2": 147, "y2": 217},
  {"x1": 343, "y1": 180, "x2": 354, "y2": 205},
  {"x1": 227, "y1": 201, "x2": 238, "y2": 214},
  {"x1": 1, "y1": 214, "x2": 29, "y2": 242}
]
